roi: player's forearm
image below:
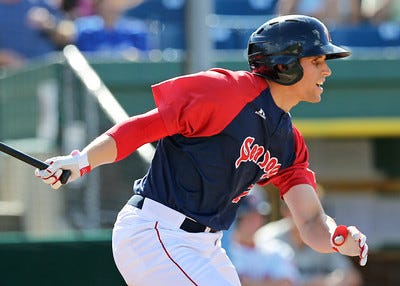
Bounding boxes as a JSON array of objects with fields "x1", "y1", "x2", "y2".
[
  {"x1": 82, "y1": 134, "x2": 117, "y2": 169},
  {"x1": 297, "y1": 212, "x2": 337, "y2": 253},
  {"x1": 284, "y1": 184, "x2": 336, "y2": 253}
]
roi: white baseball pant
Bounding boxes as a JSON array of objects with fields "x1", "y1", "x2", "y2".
[{"x1": 112, "y1": 199, "x2": 240, "y2": 286}]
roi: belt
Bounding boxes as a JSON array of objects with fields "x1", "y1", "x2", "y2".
[{"x1": 128, "y1": 195, "x2": 217, "y2": 233}]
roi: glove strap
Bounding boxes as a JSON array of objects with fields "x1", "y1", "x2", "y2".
[{"x1": 71, "y1": 150, "x2": 91, "y2": 176}]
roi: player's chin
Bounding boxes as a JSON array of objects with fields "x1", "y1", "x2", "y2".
[
  {"x1": 312, "y1": 95, "x2": 322, "y2": 103},
  {"x1": 312, "y1": 90, "x2": 323, "y2": 102},
  {"x1": 305, "y1": 94, "x2": 322, "y2": 103}
]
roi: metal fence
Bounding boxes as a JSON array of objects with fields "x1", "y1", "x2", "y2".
[{"x1": 0, "y1": 46, "x2": 162, "y2": 235}]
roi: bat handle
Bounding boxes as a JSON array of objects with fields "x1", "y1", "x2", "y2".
[
  {"x1": 60, "y1": 170, "x2": 72, "y2": 184},
  {"x1": 38, "y1": 164, "x2": 71, "y2": 185}
]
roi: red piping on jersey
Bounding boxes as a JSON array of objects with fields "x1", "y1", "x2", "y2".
[
  {"x1": 259, "y1": 126, "x2": 316, "y2": 197},
  {"x1": 154, "y1": 222, "x2": 199, "y2": 286}
]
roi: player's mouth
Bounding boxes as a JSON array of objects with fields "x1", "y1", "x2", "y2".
[{"x1": 316, "y1": 81, "x2": 324, "y2": 90}]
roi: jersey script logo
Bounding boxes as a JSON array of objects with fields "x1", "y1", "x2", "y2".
[{"x1": 235, "y1": 136, "x2": 281, "y2": 180}]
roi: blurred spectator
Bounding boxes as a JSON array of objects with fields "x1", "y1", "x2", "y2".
[
  {"x1": 57, "y1": 0, "x2": 94, "y2": 19},
  {"x1": 277, "y1": 0, "x2": 364, "y2": 25},
  {"x1": 228, "y1": 187, "x2": 300, "y2": 286},
  {"x1": 277, "y1": 0, "x2": 328, "y2": 19},
  {"x1": 278, "y1": 0, "x2": 400, "y2": 26},
  {"x1": 0, "y1": 0, "x2": 68, "y2": 68},
  {"x1": 255, "y1": 199, "x2": 363, "y2": 286},
  {"x1": 27, "y1": 0, "x2": 82, "y2": 51},
  {"x1": 124, "y1": 0, "x2": 186, "y2": 50},
  {"x1": 73, "y1": 0, "x2": 96, "y2": 17},
  {"x1": 360, "y1": 0, "x2": 395, "y2": 24},
  {"x1": 0, "y1": 49, "x2": 25, "y2": 69},
  {"x1": 73, "y1": 0, "x2": 149, "y2": 57}
]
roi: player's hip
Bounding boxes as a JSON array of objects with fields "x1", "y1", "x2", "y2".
[
  {"x1": 112, "y1": 203, "x2": 222, "y2": 247},
  {"x1": 111, "y1": 204, "x2": 239, "y2": 285}
]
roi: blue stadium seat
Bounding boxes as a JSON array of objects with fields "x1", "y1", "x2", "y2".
[
  {"x1": 124, "y1": 0, "x2": 185, "y2": 50},
  {"x1": 214, "y1": 0, "x2": 277, "y2": 15},
  {"x1": 330, "y1": 23, "x2": 400, "y2": 47},
  {"x1": 124, "y1": 0, "x2": 279, "y2": 50},
  {"x1": 212, "y1": 0, "x2": 277, "y2": 50}
]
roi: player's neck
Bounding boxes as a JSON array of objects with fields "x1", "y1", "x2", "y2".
[{"x1": 268, "y1": 82, "x2": 299, "y2": 113}]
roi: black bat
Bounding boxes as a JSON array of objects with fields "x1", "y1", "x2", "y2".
[{"x1": 0, "y1": 141, "x2": 71, "y2": 184}]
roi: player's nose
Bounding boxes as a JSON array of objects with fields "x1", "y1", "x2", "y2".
[{"x1": 322, "y1": 62, "x2": 332, "y2": 77}]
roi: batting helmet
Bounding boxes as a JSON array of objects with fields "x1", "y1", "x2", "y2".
[{"x1": 248, "y1": 15, "x2": 350, "y2": 85}]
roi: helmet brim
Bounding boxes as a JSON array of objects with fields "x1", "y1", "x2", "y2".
[{"x1": 315, "y1": 43, "x2": 351, "y2": 60}]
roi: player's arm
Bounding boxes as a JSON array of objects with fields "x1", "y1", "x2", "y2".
[
  {"x1": 81, "y1": 133, "x2": 117, "y2": 169},
  {"x1": 35, "y1": 108, "x2": 169, "y2": 189},
  {"x1": 283, "y1": 184, "x2": 335, "y2": 253},
  {"x1": 268, "y1": 127, "x2": 367, "y2": 265},
  {"x1": 283, "y1": 184, "x2": 368, "y2": 266}
]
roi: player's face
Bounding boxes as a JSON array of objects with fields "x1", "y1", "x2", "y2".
[{"x1": 295, "y1": 55, "x2": 332, "y2": 103}]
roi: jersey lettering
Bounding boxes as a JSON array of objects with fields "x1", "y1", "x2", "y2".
[
  {"x1": 232, "y1": 190, "x2": 250, "y2": 203},
  {"x1": 235, "y1": 136, "x2": 282, "y2": 179}
]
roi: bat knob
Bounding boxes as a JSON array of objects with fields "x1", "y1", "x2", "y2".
[{"x1": 60, "y1": 170, "x2": 72, "y2": 184}]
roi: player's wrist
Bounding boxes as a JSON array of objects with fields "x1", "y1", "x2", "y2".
[{"x1": 70, "y1": 150, "x2": 91, "y2": 176}]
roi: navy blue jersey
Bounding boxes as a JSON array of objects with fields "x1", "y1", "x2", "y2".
[{"x1": 132, "y1": 68, "x2": 315, "y2": 230}]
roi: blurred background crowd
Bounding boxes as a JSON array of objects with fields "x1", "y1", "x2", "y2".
[
  {"x1": 1, "y1": 0, "x2": 400, "y2": 69},
  {"x1": 1, "y1": 1, "x2": 400, "y2": 285}
]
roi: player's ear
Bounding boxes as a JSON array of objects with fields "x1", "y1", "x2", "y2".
[{"x1": 275, "y1": 64, "x2": 288, "y2": 72}]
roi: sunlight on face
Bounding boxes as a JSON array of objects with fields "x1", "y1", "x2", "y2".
[{"x1": 294, "y1": 55, "x2": 332, "y2": 103}]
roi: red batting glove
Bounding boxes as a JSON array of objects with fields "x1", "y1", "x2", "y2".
[{"x1": 331, "y1": 225, "x2": 368, "y2": 266}]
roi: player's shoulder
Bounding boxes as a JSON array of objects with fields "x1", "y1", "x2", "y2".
[
  {"x1": 209, "y1": 68, "x2": 266, "y2": 84},
  {"x1": 205, "y1": 68, "x2": 268, "y2": 99},
  {"x1": 208, "y1": 68, "x2": 251, "y2": 77}
]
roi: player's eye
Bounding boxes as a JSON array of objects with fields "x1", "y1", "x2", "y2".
[{"x1": 312, "y1": 57, "x2": 324, "y2": 66}]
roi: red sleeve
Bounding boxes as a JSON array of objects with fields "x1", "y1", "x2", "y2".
[
  {"x1": 151, "y1": 68, "x2": 268, "y2": 137},
  {"x1": 259, "y1": 126, "x2": 317, "y2": 198},
  {"x1": 105, "y1": 108, "x2": 168, "y2": 161}
]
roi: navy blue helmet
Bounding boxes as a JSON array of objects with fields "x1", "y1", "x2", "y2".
[{"x1": 248, "y1": 15, "x2": 350, "y2": 85}]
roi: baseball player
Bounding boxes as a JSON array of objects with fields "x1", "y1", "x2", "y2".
[{"x1": 35, "y1": 15, "x2": 368, "y2": 286}]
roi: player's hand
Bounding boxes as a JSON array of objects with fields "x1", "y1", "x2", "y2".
[
  {"x1": 331, "y1": 225, "x2": 368, "y2": 266},
  {"x1": 35, "y1": 150, "x2": 91, "y2": 190}
]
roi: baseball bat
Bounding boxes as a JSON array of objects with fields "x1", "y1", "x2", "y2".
[{"x1": 0, "y1": 141, "x2": 71, "y2": 184}]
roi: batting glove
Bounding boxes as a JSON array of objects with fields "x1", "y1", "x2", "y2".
[
  {"x1": 331, "y1": 225, "x2": 368, "y2": 266},
  {"x1": 35, "y1": 150, "x2": 91, "y2": 190}
]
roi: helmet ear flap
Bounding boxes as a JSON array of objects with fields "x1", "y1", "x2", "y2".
[{"x1": 272, "y1": 60, "x2": 304, "y2": 86}]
